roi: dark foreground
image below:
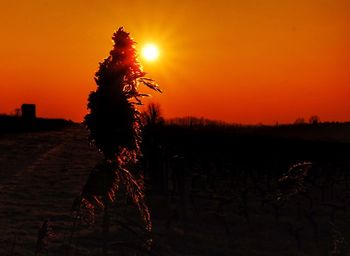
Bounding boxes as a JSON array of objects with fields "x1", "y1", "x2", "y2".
[{"x1": 0, "y1": 124, "x2": 350, "y2": 255}]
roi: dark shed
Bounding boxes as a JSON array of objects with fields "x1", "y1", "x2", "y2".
[{"x1": 21, "y1": 104, "x2": 36, "y2": 121}]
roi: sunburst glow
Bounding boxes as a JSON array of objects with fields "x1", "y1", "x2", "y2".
[{"x1": 142, "y1": 43, "x2": 159, "y2": 61}]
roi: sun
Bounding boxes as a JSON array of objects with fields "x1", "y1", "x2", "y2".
[{"x1": 142, "y1": 43, "x2": 159, "y2": 61}]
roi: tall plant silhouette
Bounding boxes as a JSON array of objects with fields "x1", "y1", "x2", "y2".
[{"x1": 77, "y1": 27, "x2": 161, "y2": 254}]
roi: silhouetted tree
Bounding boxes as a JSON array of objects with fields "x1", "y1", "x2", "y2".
[
  {"x1": 142, "y1": 103, "x2": 166, "y2": 193},
  {"x1": 77, "y1": 27, "x2": 161, "y2": 254},
  {"x1": 142, "y1": 102, "x2": 164, "y2": 127},
  {"x1": 294, "y1": 118, "x2": 305, "y2": 125},
  {"x1": 309, "y1": 115, "x2": 320, "y2": 125},
  {"x1": 13, "y1": 108, "x2": 21, "y2": 117}
]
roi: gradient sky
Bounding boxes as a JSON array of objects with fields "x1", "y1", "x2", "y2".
[{"x1": 0, "y1": 0, "x2": 349, "y2": 124}]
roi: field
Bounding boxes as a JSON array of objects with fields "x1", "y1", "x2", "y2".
[{"x1": 1, "y1": 124, "x2": 350, "y2": 255}]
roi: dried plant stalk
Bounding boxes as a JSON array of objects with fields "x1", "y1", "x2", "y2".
[{"x1": 73, "y1": 27, "x2": 160, "y2": 254}]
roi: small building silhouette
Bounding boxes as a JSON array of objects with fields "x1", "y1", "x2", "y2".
[{"x1": 21, "y1": 104, "x2": 36, "y2": 121}]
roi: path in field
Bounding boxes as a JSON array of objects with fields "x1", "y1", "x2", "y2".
[{"x1": 0, "y1": 126, "x2": 101, "y2": 255}]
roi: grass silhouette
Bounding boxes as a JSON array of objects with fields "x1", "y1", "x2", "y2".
[{"x1": 74, "y1": 27, "x2": 161, "y2": 254}]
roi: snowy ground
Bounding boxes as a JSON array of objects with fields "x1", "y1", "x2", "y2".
[{"x1": 0, "y1": 125, "x2": 349, "y2": 255}]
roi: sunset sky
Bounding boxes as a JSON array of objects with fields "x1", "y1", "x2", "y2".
[{"x1": 0, "y1": 0, "x2": 349, "y2": 124}]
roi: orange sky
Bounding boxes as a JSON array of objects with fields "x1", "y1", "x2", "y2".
[{"x1": 0, "y1": 0, "x2": 349, "y2": 124}]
